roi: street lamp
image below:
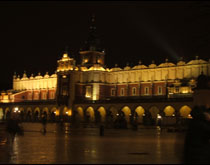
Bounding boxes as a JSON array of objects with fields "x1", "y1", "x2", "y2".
[{"x1": 14, "y1": 107, "x2": 19, "y2": 113}]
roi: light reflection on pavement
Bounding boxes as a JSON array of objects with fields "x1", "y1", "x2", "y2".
[{"x1": 0, "y1": 123, "x2": 185, "y2": 164}]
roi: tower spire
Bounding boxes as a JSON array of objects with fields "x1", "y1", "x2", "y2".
[
  {"x1": 65, "y1": 46, "x2": 69, "y2": 54},
  {"x1": 90, "y1": 14, "x2": 96, "y2": 31},
  {"x1": 79, "y1": 15, "x2": 105, "y2": 67}
]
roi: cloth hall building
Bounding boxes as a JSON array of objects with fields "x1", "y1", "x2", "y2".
[{"x1": 0, "y1": 17, "x2": 210, "y2": 125}]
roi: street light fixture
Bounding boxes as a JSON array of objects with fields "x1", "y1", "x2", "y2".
[{"x1": 14, "y1": 107, "x2": 19, "y2": 113}]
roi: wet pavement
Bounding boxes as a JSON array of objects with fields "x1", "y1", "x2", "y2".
[{"x1": 0, "y1": 122, "x2": 185, "y2": 164}]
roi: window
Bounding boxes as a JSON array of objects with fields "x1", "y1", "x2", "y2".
[
  {"x1": 62, "y1": 88, "x2": 68, "y2": 96},
  {"x1": 158, "y1": 86, "x2": 162, "y2": 95},
  {"x1": 85, "y1": 86, "x2": 92, "y2": 98},
  {"x1": 175, "y1": 87, "x2": 179, "y2": 93},
  {"x1": 42, "y1": 92, "x2": 46, "y2": 100},
  {"x1": 28, "y1": 92, "x2": 32, "y2": 100},
  {"x1": 51, "y1": 92, "x2": 55, "y2": 99},
  {"x1": 34, "y1": 92, "x2": 39, "y2": 100},
  {"x1": 111, "y1": 88, "x2": 115, "y2": 96},
  {"x1": 132, "y1": 87, "x2": 137, "y2": 96},
  {"x1": 120, "y1": 88, "x2": 125, "y2": 96},
  {"x1": 145, "y1": 87, "x2": 149, "y2": 95}
]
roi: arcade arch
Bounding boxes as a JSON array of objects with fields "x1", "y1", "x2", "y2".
[
  {"x1": 97, "y1": 106, "x2": 106, "y2": 122},
  {"x1": 76, "y1": 107, "x2": 84, "y2": 122},
  {"x1": 51, "y1": 107, "x2": 58, "y2": 116},
  {"x1": 26, "y1": 107, "x2": 32, "y2": 121},
  {"x1": 135, "y1": 106, "x2": 145, "y2": 123},
  {"x1": 109, "y1": 106, "x2": 118, "y2": 120},
  {"x1": 0, "y1": 108, "x2": 3, "y2": 120},
  {"x1": 180, "y1": 105, "x2": 192, "y2": 118},
  {"x1": 121, "y1": 106, "x2": 131, "y2": 122},
  {"x1": 34, "y1": 107, "x2": 40, "y2": 114},
  {"x1": 42, "y1": 107, "x2": 49, "y2": 115},
  {"x1": 5, "y1": 107, "x2": 10, "y2": 113},
  {"x1": 63, "y1": 106, "x2": 72, "y2": 116},
  {"x1": 164, "y1": 106, "x2": 175, "y2": 116},
  {"x1": 86, "y1": 106, "x2": 95, "y2": 122},
  {"x1": 149, "y1": 106, "x2": 160, "y2": 119},
  {"x1": 26, "y1": 107, "x2": 32, "y2": 113},
  {"x1": 34, "y1": 107, "x2": 41, "y2": 121}
]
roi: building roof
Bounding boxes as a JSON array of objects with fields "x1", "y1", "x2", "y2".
[{"x1": 88, "y1": 64, "x2": 105, "y2": 71}]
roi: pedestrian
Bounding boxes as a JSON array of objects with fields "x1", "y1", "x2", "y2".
[
  {"x1": 99, "y1": 125, "x2": 104, "y2": 136},
  {"x1": 41, "y1": 114, "x2": 47, "y2": 134},
  {"x1": 183, "y1": 106, "x2": 210, "y2": 164},
  {"x1": 132, "y1": 119, "x2": 138, "y2": 131},
  {"x1": 6, "y1": 113, "x2": 23, "y2": 143}
]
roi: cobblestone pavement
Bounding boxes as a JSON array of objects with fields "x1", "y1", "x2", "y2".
[{"x1": 0, "y1": 122, "x2": 185, "y2": 164}]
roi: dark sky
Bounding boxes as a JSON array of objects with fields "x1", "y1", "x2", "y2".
[{"x1": 0, "y1": 1, "x2": 210, "y2": 90}]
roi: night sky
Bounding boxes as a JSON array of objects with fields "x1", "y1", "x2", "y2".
[{"x1": 0, "y1": 1, "x2": 210, "y2": 91}]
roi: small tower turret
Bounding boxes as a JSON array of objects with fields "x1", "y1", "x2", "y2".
[{"x1": 57, "y1": 48, "x2": 76, "y2": 73}]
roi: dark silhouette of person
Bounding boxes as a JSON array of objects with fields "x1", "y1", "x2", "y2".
[
  {"x1": 58, "y1": 117, "x2": 64, "y2": 132},
  {"x1": 6, "y1": 117, "x2": 22, "y2": 142},
  {"x1": 183, "y1": 106, "x2": 210, "y2": 164},
  {"x1": 99, "y1": 124, "x2": 104, "y2": 136},
  {"x1": 34, "y1": 111, "x2": 39, "y2": 122},
  {"x1": 26, "y1": 111, "x2": 31, "y2": 122},
  {"x1": 20, "y1": 111, "x2": 24, "y2": 122},
  {"x1": 41, "y1": 113, "x2": 47, "y2": 134}
]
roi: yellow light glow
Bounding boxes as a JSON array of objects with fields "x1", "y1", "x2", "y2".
[
  {"x1": 188, "y1": 114, "x2": 192, "y2": 119},
  {"x1": 181, "y1": 87, "x2": 189, "y2": 94},
  {"x1": 182, "y1": 90, "x2": 188, "y2": 93},
  {"x1": 88, "y1": 65, "x2": 105, "y2": 71},
  {"x1": 157, "y1": 114, "x2": 162, "y2": 119},
  {"x1": 68, "y1": 110, "x2": 72, "y2": 116},
  {"x1": 63, "y1": 53, "x2": 68, "y2": 58},
  {"x1": 81, "y1": 67, "x2": 88, "y2": 71},
  {"x1": 55, "y1": 110, "x2": 60, "y2": 116}
]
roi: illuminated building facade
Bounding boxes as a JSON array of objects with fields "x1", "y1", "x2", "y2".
[{"x1": 0, "y1": 16, "x2": 210, "y2": 124}]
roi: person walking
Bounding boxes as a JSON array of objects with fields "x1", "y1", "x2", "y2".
[
  {"x1": 183, "y1": 106, "x2": 210, "y2": 164},
  {"x1": 41, "y1": 113, "x2": 47, "y2": 134},
  {"x1": 99, "y1": 124, "x2": 104, "y2": 136}
]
